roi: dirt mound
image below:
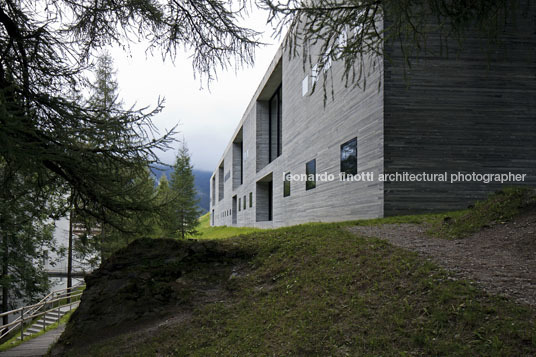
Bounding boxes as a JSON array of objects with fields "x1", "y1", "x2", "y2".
[{"x1": 50, "y1": 238, "x2": 251, "y2": 355}]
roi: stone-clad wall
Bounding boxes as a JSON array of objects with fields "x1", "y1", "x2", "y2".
[
  {"x1": 211, "y1": 38, "x2": 385, "y2": 227},
  {"x1": 211, "y1": 4, "x2": 535, "y2": 226},
  {"x1": 383, "y1": 3, "x2": 536, "y2": 215}
]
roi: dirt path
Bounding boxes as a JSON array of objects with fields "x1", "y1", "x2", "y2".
[{"x1": 348, "y1": 210, "x2": 536, "y2": 306}]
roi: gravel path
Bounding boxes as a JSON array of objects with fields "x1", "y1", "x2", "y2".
[{"x1": 348, "y1": 210, "x2": 536, "y2": 306}]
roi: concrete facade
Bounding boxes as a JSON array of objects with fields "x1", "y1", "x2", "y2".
[{"x1": 210, "y1": 7, "x2": 536, "y2": 228}]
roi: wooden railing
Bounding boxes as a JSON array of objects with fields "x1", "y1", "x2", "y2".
[{"x1": 0, "y1": 284, "x2": 85, "y2": 342}]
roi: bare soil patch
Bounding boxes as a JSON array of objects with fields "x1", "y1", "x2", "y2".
[{"x1": 348, "y1": 209, "x2": 536, "y2": 306}]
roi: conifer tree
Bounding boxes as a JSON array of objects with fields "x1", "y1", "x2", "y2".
[
  {"x1": 167, "y1": 144, "x2": 200, "y2": 239},
  {"x1": 71, "y1": 54, "x2": 162, "y2": 268},
  {"x1": 0, "y1": 163, "x2": 65, "y2": 325}
]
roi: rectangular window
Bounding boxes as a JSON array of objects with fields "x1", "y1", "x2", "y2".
[
  {"x1": 311, "y1": 64, "x2": 318, "y2": 85},
  {"x1": 268, "y1": 181, "x2": 273, "y2": 221},
  {"x1": 249, "y1": 192, "x2": 253, "y2": 208},
  {"x1": 243, "y1": 195, "x2": 246, "y2": 210},
  {"x1": 211, "y1": 177, "x2": 215, "y2": 205},
  {"x1": 323, "y1": 47, "x2": 332, "y2": 73},
  {"x1": 306, "y1": 159, "x2": 316, "y2": 190},
  {"x1": 302, "y1": 76, "x2": 309, "y2": 96},
  {"x1": 232, "y1": 196, "x2": 237, "y2": 224},
  {"x1": 283, "y1": 172, "x2": 291, "y2": 197},
  {"x1": 269, "y1": 85, "x2": 282, "y2": 162},
  {"x1": 240, "y1": 142, "x2": 243, "y2": 185},
  {"x1": 256, "y1": 178, "x2": 273, "y2": 222},
  {"x1": 340, "y1": 137, "x2": 358, "y2": 176},
  {"x1": 239, "y1": 198, "x2": 241, "y2": 212},
  {"x1": 232, "y1": 129, "x2": 244, "y2": 190},
  {"x1": 218, "y1": 164, "x2": 224, "y2": 201}
]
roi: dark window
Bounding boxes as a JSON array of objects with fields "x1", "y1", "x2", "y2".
[
  {"x1": 268, "y1": 181, "x2": 273, "y2": 221},
  {"x1": 211, "y1": 177, "x2": 215, "y2": 205},
  {"x1": 283, "y1": 172, "x2": 291, "y2": 197},
  {"x1": 218, "y1": 164, "x2": 224, "y2": 201},
  {"x1": 233, "y1": 133, "x2": 243, "y2": 189},
  {"x1": 243, "y1": 195, "x2": 246, "y2": 210},
  {"x1": 240, "y1": 142, "x2": 243, "y2": 185},
  {"x1": 306, "y1": 159, "x2": 316, "y2": 190},
  {"x1": 269, "y1": 85, "x2": 282, "y2": 162},
  {"x1": 249, "y1": 192, "x2": 253, "y2": 208},
  {"x1": 239, "y1": 198, "x2": 241, "y2": 211},
  {"x1": 232, "y1": 196, "x2": 237, "y2": 224},
  {"x1": 340, "y1": 137, "x2": 358, "y2": 176}
]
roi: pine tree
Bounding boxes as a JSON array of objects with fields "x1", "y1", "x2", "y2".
[
  {"x1": 88, "y1": 52, "x2": 122, "y2": 120},
  {"x1": 167, "y1": 144, "x2": 200, "y2": 239},
  {"x1": 1, "y1": 164, "x2": 65, "y2": 325},
  {"x1": 71, "y1": 54, "x2": 162, "y2": 266}
]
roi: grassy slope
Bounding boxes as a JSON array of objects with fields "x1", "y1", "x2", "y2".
[
  {"x1": 430, "y1": 187, "x2": 536, "y2": 239},
  {"x1": 75, "y1": 222, "x2": 535, "y2": 355},
  {"x1": 197, "y1": 187, "x2": 536, "y2": 241},
  {"x1": 196, "y1": 212, "x2": 264, "y2": 239}
]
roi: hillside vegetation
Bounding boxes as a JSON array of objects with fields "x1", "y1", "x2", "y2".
[
  {"x1": 196, "y1": 212, "x2": 264, "y2": 239},
  {"x1": 50, "y1": 188, "x2": 536, "y2": 356}
]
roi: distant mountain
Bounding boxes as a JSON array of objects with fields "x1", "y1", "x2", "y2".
[
  {"x1": 192, "y1": 170, "x2": 211, "y2": 214},
  {"x1": 151, "y1": 164, "x2": 211, "y2": 214}
]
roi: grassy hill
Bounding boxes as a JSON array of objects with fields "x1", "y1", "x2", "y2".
[
  {"x1": 50, "y1": 188, "x2": 536, "y2": 356},
  {"x1": 195, "y1": 212, "x2": 263, "y2": 239}
]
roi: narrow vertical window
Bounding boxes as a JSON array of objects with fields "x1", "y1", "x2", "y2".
[
  {"x1": 269, "y1": 85, "x2": 282, "y2": 162},
  {"x1": 240, "y1": 141, "x2": 243, "y2": 185},
  {"x1": 218, "y1": 163, "x2": 224, "y2": 201},
  {"x1": 311, "y1": 64, "x2": 318, "y2": 85},
  {"x1": 243, "y1": 195, "x2": 246, "y2": 210},
  {"x1": 340, "y1": 137, "x2": 358, "y2": 176},
  {"x1": 277, "y1": 86, "x2": 282, "y2": 157},
  {"x1": 306, "y1": 159, "x2": 316, "y2": 190},
  {"x1": 302, "y1": 76, "x2": 309, "y2": 96},
  {"x1": 249, "y1": 192, "x2": 253, "y2": 208},
  {"x1": 211, "y1": 177, "x2": 215, "y2": 205},
  {"x1": 239, "y1": 198, "x2": 241, "y2": 212},
  {"x1": 268, "y1": 181, "x2": 273, "y2": 221},
  {"x1": 283, "y1": 172, "x2": 291, "y2": 197}
]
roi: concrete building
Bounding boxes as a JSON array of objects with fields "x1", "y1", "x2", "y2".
[{"x1": 210, "y1": 9, "x2": 536, "y2": 228}]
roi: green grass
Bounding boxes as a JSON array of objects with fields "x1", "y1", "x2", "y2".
[
  {"x1": 56, "y1": 188, "x2": 536, "y2": 355},
  {"x1": 0, "y1": 309, "x2": 75, "y2": 352},
  {"x1": 70, "y1": 222, "x2": 535, "y2": 356},
  {"x1": 340, "y1": 187, "x2": 536, "y2": 240},
  {"x1": 429, "y1": 187, "x2": 536, "y2": 239},
  {"x1": 195, "y1": 212, "x2": 265, "y2": 239},
  {"x1": 196, "y1": 187, "x2": 535, "y2": 241}
]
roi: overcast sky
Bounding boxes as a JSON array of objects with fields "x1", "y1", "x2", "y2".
[{"x1": 109, "y1": 9, "x2": 280, "y2": 172}]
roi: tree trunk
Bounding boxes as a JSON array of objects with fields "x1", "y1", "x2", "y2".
[
  {"x1": 100, "y1": 223, "x2": 105, "y2": 263},
  {"x1": 1, "y1": 233, "x2": 9, "y2": 327},
  {"x1": 67, "y1": 210, "x2": 73, "y2": 297}
]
